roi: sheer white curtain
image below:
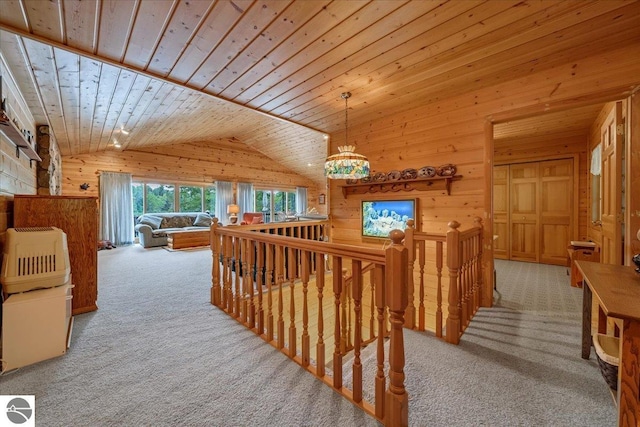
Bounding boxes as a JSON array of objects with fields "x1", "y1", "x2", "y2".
[
  {"x1": 296, "y1": 187, "x2": 308, "y2": 214},
  {"x1": 99, "y1": 171, "x2": 134, "y2": 246},
  {"x1": 215, "y1": 181, "x2": 234, "y2": 224},
  {"x1": 237, "y1": 182, "x2": 254, "y2": 216}
]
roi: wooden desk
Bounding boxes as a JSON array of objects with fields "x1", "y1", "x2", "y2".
[{"x1": 576, "y1": 261, "x2": 640, "y2": 427}]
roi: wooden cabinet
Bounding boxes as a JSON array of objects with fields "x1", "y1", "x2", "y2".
[
  {"x1": 493, "y1": 159, "x2": 575, "y2": 265},
  {"x1": 13, "y1": 195, "x2": 98, "y2": 315}
]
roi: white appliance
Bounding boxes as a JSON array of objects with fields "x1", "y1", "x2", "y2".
[
  {"x1": 1, "y1": 227, "x2": 71, "y2": 294},
  {"x1": 1, "y1": 284, "x2": 73, "y2": 372},
  {"x1": 1, "y1": 227, "x2": 73, "y2": 372}
]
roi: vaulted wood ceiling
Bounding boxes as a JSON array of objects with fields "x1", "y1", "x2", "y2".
[{"x1": 1, "y1": 0, "x2": 639, "y2": 185}]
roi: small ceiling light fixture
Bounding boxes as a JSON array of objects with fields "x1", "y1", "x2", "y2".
[{"x1": 324, "y1": 92, "x2": 370, "y2": 179}]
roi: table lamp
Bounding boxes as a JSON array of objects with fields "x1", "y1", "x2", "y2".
[{"x1": 227, "y1": 204, "x2": 240, "y2": 225}]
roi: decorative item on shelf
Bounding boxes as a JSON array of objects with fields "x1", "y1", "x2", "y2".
[
  {"x1": 79, "y1": 183, "x2": 90, "y2": 191},
  {"x1": 318, "y1": 193, "x2": 326, "y2": 205},
  {"x1": 401, "y1": 168, "x2": 418, "y2": 180},
  {"x1": 346, "y1": 178, "x2": 359, "y2": 185},
  {"x1": 372, "y1": 171, "x2": 387, "y2": 182},
  {"x1": 418, "y1": 166, "x2": 436, "y2": 177},
  {"x1": 324, "y1": 92, "x2": 370, "y2": 180},
  {"x1": 436, "y1": 164, "x2": 457, "y2": 176},
  {"x1": 227, "y1": 204, "x2": 240, "y2": 225},
  {"x1": 387, "y1": 170, "x2": 401, "y2": 181}
]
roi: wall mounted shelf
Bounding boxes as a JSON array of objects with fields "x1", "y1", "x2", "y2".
[
  {"x1": 0, "y1": 109, "x2": 41, "y2": 164},
  {"x1": 340, "y1": 175, "x2": 462, "y2": 197}
]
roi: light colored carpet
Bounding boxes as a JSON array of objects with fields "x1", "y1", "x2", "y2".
[{"x1": 0, "y1": 247, "x2": 616, "y2": 426}]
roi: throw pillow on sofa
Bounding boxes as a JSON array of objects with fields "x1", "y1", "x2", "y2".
[
  {"x1": 194, "y1": 213, "x2": 212, "y2": 227},
  {"x1": 139, "y1": 215, "x2": 163, "y2": 230}
]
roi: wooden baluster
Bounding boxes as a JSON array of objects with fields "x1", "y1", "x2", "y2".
[
  {"x1": 301, "y1": 250, "x2": 310, "y2": 367},
  {"x1": 435, "y1": 241, "x2": 443, "y2": 338},
  {"x1": 288, "y1": 246, "x2": 297, "y2": 357},
  {"x1": 384, "y1": 230, "x2": 408, "y2": 427},
  {"x1": 210, "y1": 218, "x2": 221, "y2": 306},
  {"x1": 315, "y1": 251, "x2": 326, "y2": 377},
  {"x1": 470, "y1": 235, "x2": 477, "y2": 319},
  {"x1": 374, "y1": 264, "x2": 386, "y2": 421},
  {"x1": 240, "y1": 238, "x2": 249, "y2": 323},
  {"x1": 340, "y1": 268, "x2": 348, "y2": 354},
  {"x1": 352, "y1": 259, "x2": 363, "y2": 403},
  {"x1": 276, "y1": 245, "x2": 285, "y2": 349},
  {"x1": 474, "y1": 217, "x2": 484, "y2": 313},
  {"x1": 369, "y1": 270, "x2": 375, "y2": 341},
  {"x1": 446, "y1": 221, "x2": 461, "y2": 344},
  {"x1": 223, "y1": 235, "x2": 232, "y2": 313},
  {"x1": 418, "y1": 240, "x2": 426, "y2": 331},
  {"x1": 333, "y1": 256, "x2": 343, "y2": 389},
  {"x1": 404, "y1": 220, "x2": 415, "y2": 329},
  {"x1": 248, "y1": 239, "x2": 256, "y2": 329},
  {"x1": 233, "y1": 236, "x2": 241, "y2": 318},
  {"x1": 461, "y1": 239, "x2": 468, "y2": 328},
  {"x1": 266, "y1": 243, "x2": 274, "y2": 342},
  {"x1": 256, "y1": 241, "x2": 264, "y2": 335}
]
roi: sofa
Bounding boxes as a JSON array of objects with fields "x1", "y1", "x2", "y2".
[
  {"x1": 240, "y1": 212, "x2": 264, "y2": 225},
  {"x1": 135, "y1": 212, "x2": 214, "y2": 248}
]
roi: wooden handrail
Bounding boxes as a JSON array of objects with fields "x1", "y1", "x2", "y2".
[
  {"x1": 214, "y1": 223, "x2": 386, "y2": 265},
  {"x1": 404, "y1": 217, "x2": 484, "y2": 344},
  {"x1": 209, "y1": 218, "x2": 408, "y2": 427}
]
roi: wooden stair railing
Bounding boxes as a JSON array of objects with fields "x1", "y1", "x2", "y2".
[
  {"x1": 210, "y1": 220, "x2": 409, "y2": 427},
  {"x1": 341, "y1": 262, "x2": 387, "y2": 355},
  {"x1": 404, "y1": 217, "x2": 484, "y2": 344}
]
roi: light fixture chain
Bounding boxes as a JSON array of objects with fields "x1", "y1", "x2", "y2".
[{"x1": 344, "y1": 93, "x2": 348, "y2": 146}]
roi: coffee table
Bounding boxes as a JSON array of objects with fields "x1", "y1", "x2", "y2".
[{"x1": 167, "y1": 229, "x2": 210, "y2": 249}]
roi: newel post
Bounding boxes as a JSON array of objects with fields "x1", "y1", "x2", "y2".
[
  {"x1": 384, "y1": 229, "x2": 409, "y2": 427},
  {"x1": 446, "y1": 220, "x2": 461, "y2": 344},
  {"x1": 403, "y1": 219, "x2": 416, "y2": 329},
  {"x1": 211, "y1": 218, "x2": 221, "y2": 306}
]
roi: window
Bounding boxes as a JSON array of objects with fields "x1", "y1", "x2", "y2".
[
  {"x1": 132, "y1": 183, "x2": 144, "y2": 219},
  {"x1": 179, "y1": 186, "x2": 203, "y2": 212},
  {"x1": 145, "y1": 183, "x2": 175, "y2": 213},
  {"x1": 590, "y1": 143, "x2": 602, "y2": 224},
  {"x1": 255, "y1": 188, "x2": 297, "y2": 223},
  {"x1": 133, "y1": 181, "x2": 215, "y2": 215},
  {"x1": 205, "y1": 187, "x2": 216, "y2": 213}
]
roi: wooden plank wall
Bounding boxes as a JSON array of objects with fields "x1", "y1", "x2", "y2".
[
  {"x1": 494, "y1": 133, "x2": 589, "y2": 240},
  {"x1": 61, "y1": 139, "x2": 325, "y2": 213},
  {"x1": 0, "y1": 58, "x2": 38, "y2": 248},
  {"x1": 328, "y1": 44, "x2": 640, "y2": 306}
]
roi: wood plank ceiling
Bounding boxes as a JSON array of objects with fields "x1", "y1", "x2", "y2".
[{"x1": 1, "y1": 0, "x2": 639, "y2": 186}]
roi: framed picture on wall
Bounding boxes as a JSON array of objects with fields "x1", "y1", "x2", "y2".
[
  {"x1": 361, "y1": 199, "x2": 417, "y2": 239},
  {"x1": 318, "y1": 193, "x2": 326, "y2": 205}
]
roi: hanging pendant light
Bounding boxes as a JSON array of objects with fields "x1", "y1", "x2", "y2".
[{"x1": 324, "y1": 92, "x2": 370, "y2": 179}]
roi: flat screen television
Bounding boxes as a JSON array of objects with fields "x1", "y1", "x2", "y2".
[{"x1": 361, "y1": 199, "x2": 416, "y2": 239}]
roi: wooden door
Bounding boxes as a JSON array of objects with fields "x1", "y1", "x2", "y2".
[
  {"x1": 539, "y1": 159, "x2": 573, "y2": 265},
  {"x1": 600, "y1": 102, "x2": 623, "y2": 265},
  {"x1": 493, "y1": 165, "x2": 509, "y2": 259},
  {"x1": 510, "y1": 163, "x2": 539, "y2": 262}
]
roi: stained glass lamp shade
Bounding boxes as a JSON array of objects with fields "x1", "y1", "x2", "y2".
[{"x1": 324, "y1": 145, "x2": 370, "y2": 179}]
